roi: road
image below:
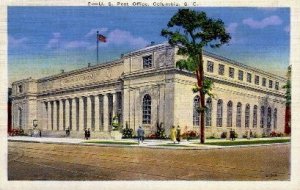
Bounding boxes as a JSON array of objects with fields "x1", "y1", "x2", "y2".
[{"x1": 8, "y1": 141, "x2": 290, "y2": 180}]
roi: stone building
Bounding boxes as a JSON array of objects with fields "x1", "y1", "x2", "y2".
[{"x1": 11, "y1": 42, "x2": 287, "y2": 138}]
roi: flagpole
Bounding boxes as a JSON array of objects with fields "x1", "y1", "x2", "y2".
[{"x1": 96, "y1": 31, "x2": 99, "y2": 64}]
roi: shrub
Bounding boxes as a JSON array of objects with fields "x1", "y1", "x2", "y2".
[
  {"x1": 252, "y1": 132, "x2": 258, "y2": 138},
  {"x1": 8, "y1": 128, "x2": 25, "y2": 136},
  {"x1": 262, "y1": 132, "x2": 268, "y2": 138},
  {"x1": 122, "y1": 122, "x2": 133, "y2": 138},
  {"x1": 182, "y1": 130, "x2": 199, "y2": 140},
  {"x1": 155, "y1": 122, "x2": 167, "y2": 139},
  {"x1": 111, "y1": 116, "x2": 120, "y2": 131},
  {"x1": 147, "y1": 133, "x2": 157, "y2": 139},
  {"x1": 220, "y1": 131, "x2": 227, "y2": 139},
  {"x1": 270, "y1": 131, "x2": 284, "y2": 137}
]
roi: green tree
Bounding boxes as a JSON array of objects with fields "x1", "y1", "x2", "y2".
[
  {"x1": 283, "y1": 65, "x2": 291, "y2": 134},
  {"x1": 161, "y1": 9, "x2": 231, "y2": 143}
]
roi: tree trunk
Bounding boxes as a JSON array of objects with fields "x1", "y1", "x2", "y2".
[{"x1": 197, "y1": 52, "x2": 205, "y2": 144}]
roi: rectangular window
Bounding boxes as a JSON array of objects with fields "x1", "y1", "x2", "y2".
[
  {"x1": 275, "y1": 82, "x2": 279, "y2": 90},
  {"x1": 229, "y1": 67, "x2": 234, "y2": 78},
  {"x1": 255, "y1": 75, "x2": 260, "y2": 85},
  {"x1": 269, "y1": 80, "x2": 273, "y2": 88},
  {"x1": 262, "y1": 78, "x2": 266, "y2": 87},
  {"x1": 238, "y1": 70, "x2": 243, "y2": 81},
  {"x1": 207, "y1": 61, "x2": 214, "y2": 73},
  {"x1": 247, "y1": 73, "x2": 252, "y2": 83},
  {"x1": 218, "y1": 64, "x2": 224, "y2": 75},
  {"x1": 143, "y1": 55, "x2": 152, "y2": 68}
]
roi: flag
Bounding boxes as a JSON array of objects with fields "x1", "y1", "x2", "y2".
[{"x1": 97, "y1": 34, "x2": 107, "y2": 43}]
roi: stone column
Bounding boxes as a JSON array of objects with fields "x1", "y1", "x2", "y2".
[
  {"x1": 53, "y1": 101, "x2": 57, "y2": 130},
  {"x1": 65, "y1": 99, "x2": 70, "y2": 129},
  {"x1": 47, "y1": 101, "x2": 52, "y2": 130},
  {"x1": 79, "y1": 97, "x2": 85, "y2": 130},
  {"x1": 103, "y1": 94, "x2": 109, "y2": 131},
  {"x1": 71, "y1": 98, "x2": 77, "y2": 131},
  {"x1": 86, "y1": 96, "x2": 92, "y2": 130},
  {"x1": 59, "y1": 100, "x2": 64, "y2": 131},
  {"x1": 42, "y1": 102, "x2": 48, "y2": 130},
  {"x1": 94, "y1": 95, "x2": 100, "y2": 131},
  {"x1": 112, "y1": 93, "x2": 117, "y2": 117}
]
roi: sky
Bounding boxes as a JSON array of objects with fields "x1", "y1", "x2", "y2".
[{"x1": 8, "y1": 7, "x2": 290, "y2": 85}]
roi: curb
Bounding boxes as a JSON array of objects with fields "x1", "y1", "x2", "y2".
[{"x1": 8, "y1": 138, "x2": 291, "y2": 150}]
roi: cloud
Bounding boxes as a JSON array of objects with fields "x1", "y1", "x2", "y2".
[
  {"x1": 226, "y1": 23, "x2": 238, "y2": 34},
  {"x1": 9, "y1": 36, "x2": 29, "y2": 48},
  {"x1": 46, "y1": 29, "x2": 148, "y2": 51},
  {"x1": 107, "y1": 29, "x2": 148, "y2": 48},
  {"x1": 46, "y1": 32, "x2": 62, "y2": 49},
  {"x1": 243, "y1": 15, "x2": 283, "y2": 29},
  {"x1": 85, "y1": 28, "x2": 108, "y2": 38},
  {"x1": 225, "y1": 23, "x2": 244, "y2": 45},
  {"x1": 65, "y1": 41, "x2": 90, "y2": 49}
]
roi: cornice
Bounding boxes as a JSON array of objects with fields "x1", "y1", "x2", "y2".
[
  {"x1": 175, "y1": 69, "x2": 285, "y2": 98},
  {"x1": 37, "y1": 59, "x2": 123, "y2": 83},
  {"x1": 202, "y1": 51, "x2": 287, "y2": 82},
  {"x1": 122, "y1": 42, "x2": 171, "y2": 58},
  {"x1": 37, "y1": 79, "x2": 122, "y2": 98}
]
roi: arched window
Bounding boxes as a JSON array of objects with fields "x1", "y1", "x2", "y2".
[
  {"x1": 267, "y1": 107, "x2": 272, "y2": 128},
  {"x1": 142, "y1": 94, "x2": 151, "y2": 124},
  {"x1": 193, "y1": 95, "x2": 200, "y2": 126},
  {"x1": 205, "y1": 98, "x2": 212, "y2": 126},
  {"x1": 260, "y1": 106, "x2": 265, "y2": 128},
  {"x1": 273, "y1": 108, "x2": 277, "y2": 129},
  {"x1": 18, "y1": 107, "x2": 22, "y2": 129},
  {"x1": 227, "y1": 101, "x2": 233, "y2": 127},
  {"x1": 236, "y1": 102, "x2": 242, "y2": 127},
  {"x1": 216, "y1": 99, "x2": 223, "y2": 127},
  {"x1": 253, "y1": 105, "x2": 258, "y2": 128},
  {"x1": 245, "y1": 104, "x2": 250, "y2": 128}
]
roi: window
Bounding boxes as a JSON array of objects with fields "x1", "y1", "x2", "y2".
[
  {"x1": 205, "y1": 98, "x2": 212, "y2": 126},
  {"x1": 253, "y1": 105, "x2": 257, "y2": 128},
  {"x1": 227, "y1": 101, "x2": 233, "y2": 127},
  {"x1": 273, "y1": 108, "x2": 277, "y2": 129},
  {"x1": 262, "y1": 78, "x2": 266, "y2": 87},
  {"x1": 236, "y1": 102, "x2": 242, "y2": 127},
  {"x1": 207, "y1": 61, "x2": 214, "y2": 73},
  {"x1": 143, "y1": 55, "x2": 152, "y2": 68},
  {"x1": 216, "y1": 99, "x2": 223, "y2": 127},
  {"x1": 229, "y1": 67, "x2": 235, "y2": 78},
  {"x1": 255, "y1": 75, "x2": 260, "y2": 85},
  {"x1": 18, "y1": 85, "x2": 23, "y2": 93},
  {"x1": 267, "y1": 107, "x2": 272, "y2": 128},
  {"x1": 142, "y1": 94, "x2": 151, "y2": 124},
  {"x1": 193, "y1": 96, "x2": 200, "y2": 126},
  {"x1": 238, "y1": 70, "x2": 244, "y2": 81},
  {"x1": 245, "y1": 104, "x2": 250, "y2": 128},
  {"x1": 247, "y1": 73, "x2": 252, "y2": 83},
  {"x1": 218, "y1": 64, "x2": 224, "y2": 75},
  {"x1": 275, "y1": 82, "x2": 279, "y2": 90},
  {"x1": 269, "y1": 80, "x2": 273, "y2": 88},
  {"x1": 260, "y1": 106, "x2": 265, "y2": 128}
]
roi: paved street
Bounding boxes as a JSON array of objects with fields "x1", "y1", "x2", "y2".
[{"x1": 8, "y1": 141, "x2": 290, "y2": 180}]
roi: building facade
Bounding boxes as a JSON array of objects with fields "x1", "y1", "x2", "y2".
[{"x1": 11, "y1": 43, "x2": 287, "y2": 138}]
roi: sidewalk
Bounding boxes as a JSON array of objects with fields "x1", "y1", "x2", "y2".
[{"x1": 7, "y1": 136, "x2": 290, "y2": 150}]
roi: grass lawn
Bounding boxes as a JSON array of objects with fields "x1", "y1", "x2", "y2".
[
  {"x1": 157, "y1": 143, "x2": 190, "y2": 147},
  {"x1": 201, "y1": 139, "x2": 290, "y2": 146},
  {"x1": 84, "y1": 141, "x2": 138, "y2": 145}
]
